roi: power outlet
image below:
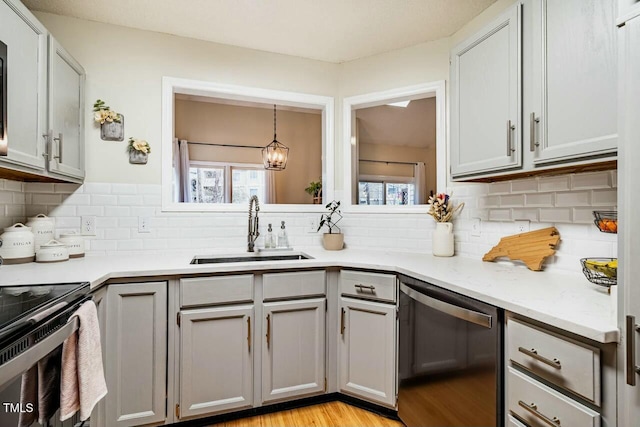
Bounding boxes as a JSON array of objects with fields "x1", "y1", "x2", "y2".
[
  {"x1": 81, "y1": 216, "x2": 96, "y2": 236},
  {"x1": 307, "y1": 216, "x2": 318, "y2": 233},
  {"x1": 471, "y1": 218, "x2": 481, "y2": 237},
  {"x1": 515, "y1": 220, "x2": 530, "y2": 233},
  {"x1": 138, "y1": 216, "x2": 151, "y2": 233}
]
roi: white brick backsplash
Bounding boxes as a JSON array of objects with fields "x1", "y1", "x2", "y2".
[
  {"x1": 0, "y1": 191, "x2": 13, "y2": 204},
  {"x1": 31, "y1": 193, "x2": 62, "y2": 205},
  {"x1": 489, "y1": 209, "x2": 512, "y2": 221},
  {"x1": 539, "y1": 176, "x2": 571, "y2": 192},
  {"x1": 511, "y1": 179, "x2": 538, "y2": 193},
  {"x1": 111, "y1": 183, "x2": 139, "y2": 194},
  {"x1": 499, "y1": 194, "x2": 525, "y2": 207},
  {"x1": 64, "y1": 194, "x2": 91, "y2": 206},
  {"x1": 524, "y1": 193, "x2": 554, "y2": 207},
  {"x1": 512, "y1": 208, "x2": 539, "y2": 221},
  {"x1": 137, "y1": 184, "x2": 161, "y2": 195},
  {"x1": 118, "y1": 195, "x2": 144, "y2": 206},
  {"x1": 488, "y1": 182, "x2": 511, "y2": 195},
  {"x1": 83, "y1": 183, "x2": 112, "y2": 194},
  {"x1": 479, "y1": 196, "x2": 500, "y2": 208},
  {"x1": 91, "y1": 194, "x2": 118, "y2": 206},
  {"x1": 571, "y1": 171, "x2": 611, "y2": 190},
  {"x1": 77, "y1": 206, "x2": 104, "y2": 216},
  {"x1": 104, "y1": 206, "x2": 131, "y2": 217},
  {"x1": 24, "y1": 183, "x2": 55, "y2": 193},
  {"x1": 539, "y1": 208, "x2": 572, "y2": 223},
  {"x1": 54, "y1": 183, "x2": 81, "y2": 194},
  {"x1": 592, "y1": 189, "x2": 617, "y2": 206},
  {"x1": 573, "y1": 207, "x2": 597, "y2": 224},
  {"x1": 12, "y1": 193, "x2": 25, "y2": 204},
  {"x1": 3, "y1": 180, "x2": 22, "y2": 192},
  {"x1": 556, "y1": 191, "x2": 590, "y2": 207}
]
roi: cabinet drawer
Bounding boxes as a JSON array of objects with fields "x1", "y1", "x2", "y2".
[
  {"x1": 507, "y1": 318, "x2": 601, "y2": 405},
  {"x1": 508, "y1": 367, "x2": 600, "y2": 427},
  {"x1": 180, "y1": 275, "x2": 253, "y2": 307},
  {"x1": 507, "y1": 414, "x2": 527, "y2": 427},
  {"x1": 263, "y1": 270, "x2": 326, "y2": 300},
  {"x1": 340, "y1": 271, "x2": 396, "y2": 303}
]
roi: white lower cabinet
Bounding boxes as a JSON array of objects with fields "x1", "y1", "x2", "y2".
[
  {"x1": 179, "y1": 305, "x2": 254, "y2": 419},
  {"x1": 103, "y1": 282, "x2": 167, "y2": 427},
  {"x1": 262, "y1": 298, "x2": 326, "y2": 403},
  {"x1": 338, "y1": 296, "x2": 396, "y2": 408}
]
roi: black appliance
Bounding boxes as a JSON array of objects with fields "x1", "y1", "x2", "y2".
[
  {"x1": 398, "y1": 276, "x2": 504, "y2": 427},
  {"x1": 0, "y1": 39, "x2": 6, "y2": 156},
  {"x1": 0, "y1": 283, "x2": 91, "y2": 426}
]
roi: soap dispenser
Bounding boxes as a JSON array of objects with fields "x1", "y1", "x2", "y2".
[
  {"x1": 277, "y1": 221, "x2": 289, "y2": 248},
  {"x1": 265, "y1": 223, "x2": 275, "y2": 249}
]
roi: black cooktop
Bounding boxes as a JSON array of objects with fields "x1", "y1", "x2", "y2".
[{"x1": 0, "y1": 283, "x2": 90, "y2": 348}]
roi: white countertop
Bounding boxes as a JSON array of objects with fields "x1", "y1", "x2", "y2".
[{"x1": 0, "y1": 247, "x2": 619, "y2": 343}]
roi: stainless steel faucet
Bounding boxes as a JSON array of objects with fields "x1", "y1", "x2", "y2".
[{"x1": 247, "y1": 195, "x2": 260, "y2": 252}]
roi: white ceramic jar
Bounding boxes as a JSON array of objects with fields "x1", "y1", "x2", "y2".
[
  {"x1": 58, "y1": 231, "x2": 85, "y2": 258},
  {"x1": 432, "y1": 222, "x2": 455, "y2": 257},
  {"x1": 36, "y1": 240, "x2": 69, "y2": 263},
  {"x1": 27, "y1": 214, "x2": 55, "y2": 250},
  {"x1": 0, "y1": 223, "x2": 36, "y2": 264}
]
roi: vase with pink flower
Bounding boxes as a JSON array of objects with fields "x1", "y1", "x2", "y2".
[{"x1": 427, "y1": 193, "x2": 464, "y2": 257}]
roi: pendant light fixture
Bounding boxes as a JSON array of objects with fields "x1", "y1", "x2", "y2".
[{"x1": 262, "y1": 104, "x2": 289, "y2": 171}]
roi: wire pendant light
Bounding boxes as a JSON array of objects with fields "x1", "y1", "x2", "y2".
[{"x1": 262, "y1": 104, "x2": 289, "y2": 171}]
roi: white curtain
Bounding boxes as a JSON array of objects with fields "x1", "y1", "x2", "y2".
[
  {"x1": 172, "y1": 138, "x2": 181, "y2": 202},
  {"x1": 414, "y1": 162, "x2": 426, "y2": 204},
  {"x1": 265, "y1": 170, "x2": 276, "y2": 204},
  {"x1": 173, "y1": 139, "x2": 190, "y2": 203}
]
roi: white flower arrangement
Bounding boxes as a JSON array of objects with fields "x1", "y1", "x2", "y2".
[
  {"x1": 427, "y1": 192, "x2": 465, "y2": 223},
  {"x1": 93, "y1": 99, "x2": 122, "y2": 124},
  {"x1": 127, "y1": 138, "x2": 151, "y2": 154}
]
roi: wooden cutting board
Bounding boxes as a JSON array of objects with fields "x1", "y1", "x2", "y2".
[{"x1": 482, "y1": 227, "x2": 561, "y2": 271}]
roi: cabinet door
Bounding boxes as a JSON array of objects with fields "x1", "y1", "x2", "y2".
[
  {"x1": 105, "y1": 282, "x2": 167, "y2": 427},
  {"x1": 619, "y1": 14, "x2": 640, "y2": 426},
  {"x1": 262, "y1": 298, "x2": 325, "y2": 403},
  {"x1": 529, "y1": 0, "x2": 617, "y2": 164},
  {"x1": 47, "y1": 36, "x2": 85, "y2": 180},
  {"x1": 339, "y1": 297, "x2": 396, "y2": 407},
  {"x1": 450, "y1": 3, "x2": 522, "y2": 178},
  {"x1": 179, "y1": 305, "x2": 253, "y2": 419},
  {"x1": 0, "y1": 0, "x2": 47, "y2": 170}
]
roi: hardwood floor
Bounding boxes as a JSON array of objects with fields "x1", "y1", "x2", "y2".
[{"x1": 210, "y1": 401, "x2": 404, "y2": 427}]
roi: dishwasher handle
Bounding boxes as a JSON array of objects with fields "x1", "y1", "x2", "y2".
[{"x1": 400, "y1": 283, "x2": 492, "y2": 329}]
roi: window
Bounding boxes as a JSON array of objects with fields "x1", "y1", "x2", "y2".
[
  {"x1": 189, "y1": 162, "x2": 266, "y2": 204},
  {"x1": 358, "y1": 179, "x2": 415, "y2": 206}
]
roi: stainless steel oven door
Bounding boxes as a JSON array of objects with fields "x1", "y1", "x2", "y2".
[{"x1": 398, "y1": 280, "x2": 504, "y2": 427}]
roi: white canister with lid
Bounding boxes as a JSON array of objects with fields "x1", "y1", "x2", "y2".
[
  {"x1": 58, "y1": 231, "x2": 85, "y2": 258},
  {"x1": 36, "y1": 240, "x2": 69, "y2": 263},
  {"x1": 0, "y1": 223, "x2": 35, "y2": 264},
  {"x1": 27, "y1": 214, "x2": 55, "y2": 250}
]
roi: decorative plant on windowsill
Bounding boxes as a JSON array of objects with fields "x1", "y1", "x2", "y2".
[
  {"x1": 305, "y1": 180, "x2": 322, "y2": 204},
  {"x1": 94, "y1": 99, "x2": 124, "y2": 141},
  {"x1": 127, "y1": 138, "x2": 151, "y2": 165},
  {"x1": 317, "y1": 200, "x2": 344, "y2": 250}
]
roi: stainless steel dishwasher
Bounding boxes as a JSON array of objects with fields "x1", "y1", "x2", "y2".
[{"x1": 398, "y1": 276, "x2": 504, "y2": 427}]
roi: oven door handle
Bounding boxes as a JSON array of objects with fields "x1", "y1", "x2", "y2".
[
  {"x1": 0, "y1": 317, "x2": 79, "y2": 391},
  {"x1": 400, "y1": 283, "x2": 492, "y2": 329}
]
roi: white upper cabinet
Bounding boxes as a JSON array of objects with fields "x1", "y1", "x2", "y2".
[
  {"x1": 451, "y1": 0, "x2": 618, "y2": 180},
  {"x1": 450, "y1": 3, "x2": 522, "y2": 178},
  {"x1": 0, "y1": 0, "x2": 47, "y2": 172},
  {"x1": 527, "y1": 0, "x2": 617, "y2": 165},
  {"x1": 47, "y1": 36, "x2": 85, "y2": 180}
]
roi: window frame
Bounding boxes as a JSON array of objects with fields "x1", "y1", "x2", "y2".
[{"x1": 189, "y1": 161, "x2": 266, "y2": 204}]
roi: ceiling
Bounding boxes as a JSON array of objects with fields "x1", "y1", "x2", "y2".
[
  {"x1": 356, "y1": 97, "x2": 436, "y2": 148},
  {"x1": 23, "y1": 0, "x2": 496, "y2": 63}
]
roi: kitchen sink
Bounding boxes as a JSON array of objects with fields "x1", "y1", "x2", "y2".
[{"x1": 190, "y1": 252, "x2": 313, "y2": 265}]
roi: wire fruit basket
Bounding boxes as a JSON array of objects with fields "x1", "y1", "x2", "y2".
[
  {"x1": 580, "y1": 258, "x2": 617, "y2": 288},
  {"x1": 593, "y1": 211, "x2": 617, "y2": 233}
]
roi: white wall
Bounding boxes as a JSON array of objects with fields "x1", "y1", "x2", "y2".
[{"x1": 34, "y1": 12, "x2": 340, "y2": 185}]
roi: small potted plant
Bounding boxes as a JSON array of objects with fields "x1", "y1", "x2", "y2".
[
  {"x1": 127, "y1": 138, "x2": 151, "y2": 164},
  {"x1": 427, "y1": 193, "x2": 464, "y2": 257},
  {"x1": 318, "y1": 200, "x2": 344, "y2": 250},
  {"x1": 305, "y1": 180, "x2": 322, "y2": 204},
  {"x1": 93, "y1": 99, "x2": 124, "y2": 141}
]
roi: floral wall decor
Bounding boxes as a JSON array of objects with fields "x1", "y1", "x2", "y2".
[
  {"x1": 93, "y1": 99, "x2": 124, "y2": 141},
  {"x1": 127, "y1": 137, "x2": 151, "y2": 165}
]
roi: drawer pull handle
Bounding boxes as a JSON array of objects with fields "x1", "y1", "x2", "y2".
[
  {"x1": 247, "y1": 317, "x2": 251, "y2": 353},
  {"x1": 355, "y1": 284, "x2": 376, "y2": 293},
  {"x1": 518, "y1": 347, "x2": 561, "y2": 369},
  {"x1": 518, "y1": 401, "x2": 561, "y2": 426},
  {"x1": 340, "y1": 307, "x2": 345, "y2": 336}
]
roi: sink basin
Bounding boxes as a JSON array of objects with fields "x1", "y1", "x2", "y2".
[{"x1": 190, "y1": 252, "x2": 313, "y2": 265}]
